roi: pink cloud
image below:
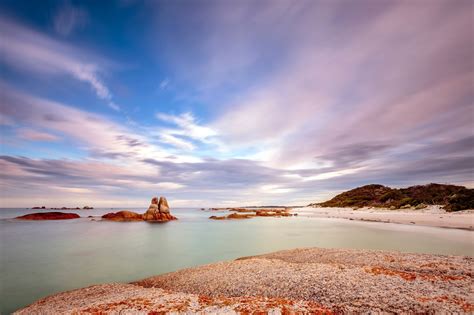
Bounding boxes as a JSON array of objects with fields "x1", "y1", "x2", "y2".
[{"x1": 17, "y1": 129, "x2": 60, "y2": 142}]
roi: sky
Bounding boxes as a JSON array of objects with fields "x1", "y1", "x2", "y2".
[{"x1": 0, "y1": 0, "x2": 472, "y2": 208}]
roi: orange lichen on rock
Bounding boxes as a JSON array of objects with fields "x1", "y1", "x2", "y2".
[
  {"x1": 196, "y1": 294, "x2": 332, "y2": 314},
  {"x1": 416, "y1": 295, "x2": 474, "y2": 312},
  {"x1": 366, "y1": 266, "x2": 466, "y2": 282},
  {"x1": 366, "y1": 266, "x2": 417, "y2": 281}
]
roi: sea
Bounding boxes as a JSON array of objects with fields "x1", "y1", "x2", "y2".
[{"x1": 0, "y1": 207, "x2": 472, "y2": 314}]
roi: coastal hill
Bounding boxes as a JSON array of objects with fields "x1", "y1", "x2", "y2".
[{"x1": 313, "y1": 183, "x2": 474, "y2": 211}]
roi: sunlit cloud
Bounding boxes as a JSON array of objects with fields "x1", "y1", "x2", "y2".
[{"x1": 154, "y1": 112, "x2": 220, "y2": 151}]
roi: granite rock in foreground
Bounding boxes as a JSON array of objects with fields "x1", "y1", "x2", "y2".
[
  {"x1": 16, "y1": 248, "x2": 474, "y2": 313},
  {"x1": 137, "y1": 248, "x2": 473, "y2": 313},
  {"x1": 14, "y1": 283, "x2": 330, "y2": 314}
]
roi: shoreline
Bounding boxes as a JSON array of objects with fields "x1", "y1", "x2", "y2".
[
  {"x1": 295, "y1": 205, "x2": 474, "y2": 230},
  {"x1": 16, "y1": 247, "x2": 474, "y2": 313}
]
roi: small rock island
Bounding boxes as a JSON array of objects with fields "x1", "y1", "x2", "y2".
[
  {"x1": 102, "y1": 196, "x2": 177, "y2": 222},
  {"x1": 16, "y1": 212, "x2": 80, "y2": 220}
]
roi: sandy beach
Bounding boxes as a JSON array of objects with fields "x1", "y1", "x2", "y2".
[
  {"x1": 295, "y1": 206, "x2": 474, "y2": 230},
  {"x1": 16, "y1": 247, "x2": 473, "y2": 313}
]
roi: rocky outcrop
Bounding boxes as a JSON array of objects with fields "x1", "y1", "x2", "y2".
[
  {"x1": 134, "y1": 248, "x2": 474, "y2": 313},
  {"x1": 209, "y1": 208, "x2": 295, "y2": 220},
  {"x1": 143, "y1": 197, "x2": 176, "y2": 222},
  {"x1": 15, "y1": 248, "x2": 474, "y2": 313},
  {"x1": 158, "y1": 197, "x2": 169, "y2": 213},
  {"x1": 101, "y1": 211, "x2": 143, "y2": 222},
  {"x1": 16, "y1": 212, "x2": 80, "y2": 220},
  {"x1": 102, "y1": 197, "x2": 177, "y2": 222},
  {"x1": 256, "y1": 209, "x2": 292, "y2": 217},
  {"x1": 210, "y1": 213, "x2": 254, "y2": 220}
]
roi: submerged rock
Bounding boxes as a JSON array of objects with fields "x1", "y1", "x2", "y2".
[{"x1": 16, "y1": 212, "x2": 80, "y2": 220}]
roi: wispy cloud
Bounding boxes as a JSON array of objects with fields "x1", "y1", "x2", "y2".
[
  {"x1": 17, "y1": 128, "x2": 60, "y2": 142},
  {"x1": 0, "y1": 16, "x2": 119, "y2": 110},
  {"x1": 53, "y1": 2, "x2": 89, "y2": 36},
  {"x1": 159, "y1": 78, "x2": 170, "y2": 90},
  {"x1": 154, "y1": 112, "x2": 219, "y2": 151}
]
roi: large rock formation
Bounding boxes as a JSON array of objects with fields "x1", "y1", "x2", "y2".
[
  {"x1": 102, "y1": 196, "x2": 177, "y2": 222},
  {"x1": 143, "y1": 196, "x2": 176, "y2": 221},
  {"x1": 16, "y1": 212, "x2": 80, "y2": 220}
]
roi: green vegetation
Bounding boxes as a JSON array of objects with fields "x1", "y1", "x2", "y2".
[{"x1": 316, "y1": 183, "x2": 474, "y2": 211}]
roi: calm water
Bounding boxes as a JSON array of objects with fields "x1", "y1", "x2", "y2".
[{"x1": 0, "y1": 207, "x2": 473, "y2": 314}]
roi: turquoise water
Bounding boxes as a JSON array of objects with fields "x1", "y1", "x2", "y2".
[{"x1": 0, "y1": 207, "x2": 473, "y2": 314}]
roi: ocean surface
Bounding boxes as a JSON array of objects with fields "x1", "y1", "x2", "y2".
[{"x1": 0, "y1": 207, "x2": 473, "y2": 314}]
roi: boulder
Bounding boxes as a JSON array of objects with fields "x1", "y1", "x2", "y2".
[
  {"x1": 143, "y1": 197, "x2": 159, "y2": 220},
  {"x1": 158, "y1": 196, "x2": 170, "y2": 213},
  {"x1": 16, "y1": 212, "x2": 80, "y2": 220},
  {"x1": 102, "y1": 211, "x2": 143, "y2": 222},
  {"x1": 209, "y1": 215, "x2": 226, "y2": 220},
  {"x1": 415, "y1": 203, "x2": 428, "y2": 209}
]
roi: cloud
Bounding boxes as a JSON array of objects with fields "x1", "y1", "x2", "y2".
[
  {"x1": 158, "y1": 134, "x2": 195, "y2": 151},
  {"x1": 0, "y1": 1, "x2": 472, "y2": 207},
  {"x1": 0, "y1": 83, "x2": 173, "y2": 163},
  {"x1": 154, "y1": 112, "x2": 219, "y2": 151},
  {"x1": 0, "y1": 16, "x2": 119, "y2": 110},
  {"x1": 203, "y1": 0, "x2": 473, "y2": 171},
  {"x1": 54, "y1": 2, "x2": 89, "y2": 36},
  {"x1": 17, "y1": 128, "x2": 60, "y2": 142},
  {"x1": 159, "y1": 78, "x2": 170, "y2": 90},
  {"x1": 156, "y1": 182, "x2": 185, "y2": 190}
]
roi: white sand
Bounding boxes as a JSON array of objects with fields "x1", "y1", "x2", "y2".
[{"x1": 295, "y1": 205, "x2": 474, "y2": 230}]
